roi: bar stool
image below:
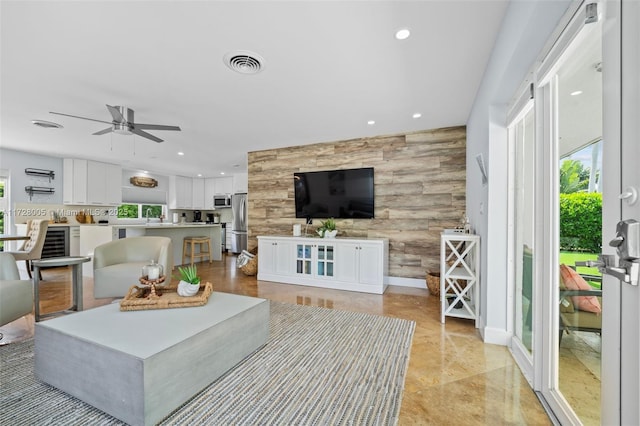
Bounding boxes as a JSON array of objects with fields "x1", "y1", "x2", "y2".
[{"x1": 182, "y1": 236, "x2": 213, "y2": 266}]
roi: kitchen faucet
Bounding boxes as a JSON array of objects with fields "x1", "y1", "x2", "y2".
[{"x1": 146, "y1": 208, "x2": 152, "y2": 224}]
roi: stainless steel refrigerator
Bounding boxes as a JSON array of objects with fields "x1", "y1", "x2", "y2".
[{"x1": 230, "y1": 193, "x2": 247, "y2": 254}]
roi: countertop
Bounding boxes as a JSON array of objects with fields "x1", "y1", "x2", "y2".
[{"x1": 109, "y1": 223, "x2": 222, "y2": 229}]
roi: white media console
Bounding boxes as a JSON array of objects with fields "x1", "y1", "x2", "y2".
[{"x1": 257, "y1": 235, "x2": 389, "y2": 294}]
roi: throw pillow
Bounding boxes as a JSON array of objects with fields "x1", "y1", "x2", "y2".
[
  {"x1": 558, "y1": 277, "x2": 575, "y2": 313},
  {"x1": 559, "y1": 264, "x2": 601, "y2": 314}
]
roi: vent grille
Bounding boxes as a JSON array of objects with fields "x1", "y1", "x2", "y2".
[{"x1": 224, "y1": 51, "x2": 264, "y2": 74}]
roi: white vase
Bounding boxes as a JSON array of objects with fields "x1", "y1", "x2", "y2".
[
  {"x1": 177, "y1": 280, "x2": 200, "y2": 297},
  {"x1": 324, "y1": 230, "x2": 337, "y2": 238}
]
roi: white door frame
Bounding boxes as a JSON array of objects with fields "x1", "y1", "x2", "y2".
[{"x1": 618, "y1": 1, "x2": 640, "y2": 423}]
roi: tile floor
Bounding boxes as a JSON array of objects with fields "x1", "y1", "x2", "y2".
[{"x1": 1, "y1": 253, "x2": 555, "y2": 425}]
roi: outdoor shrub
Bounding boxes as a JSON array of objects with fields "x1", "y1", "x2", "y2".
[{"x1": 560, "y1": 192, "x2": 602, "y2": 252}]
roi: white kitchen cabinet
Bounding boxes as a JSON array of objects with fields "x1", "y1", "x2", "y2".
[
  {"x1": 215, "y1": 177, "x2": 233, "y2": 195},
  {"x1": 87, "y1": 161, "x2": 106, "y2": 205},
  {"x1": 64, "y1": 159, "x2": 121, "y2": 206},
  {"x1": 169, "y1": 176, "x2": 193, "y2": 209},
  {"x1": 87, "y1": 161, "x2": 122, "y2": 206},
  {"x1": 63, "y1": 158, "x2": 88, "y2": 204},
  {"x1": 233, "y1": 172, "x2": 248, "y2": 193},
  {"x1": 257, "y1": 236, "x2": 388, "y2": 294},
  {"x1": 192, "y1": 178, "x2": 205, "y2": 209},
  {"x1": 440, "y1": 233, "x2": 480, "y2": 326},
  {"x1": 204, "y1": 177, "x2": 233, "y2": 208},
  {"x1": 105, "y1": 163, "x2": 122, "y2": 205},
  {"x1": 225, "y1": 223, "x2": 232, "y2": 251},
  {"x1": 204, "y1": 178, "x2": 216, "y2": 209},
  {"x1": 69, "y1": 226, "x2": 80, "y2": 256}
]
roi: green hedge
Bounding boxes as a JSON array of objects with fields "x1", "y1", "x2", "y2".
[{"x1": 560, "y1": 192, "x2": 602, "y2": 252}]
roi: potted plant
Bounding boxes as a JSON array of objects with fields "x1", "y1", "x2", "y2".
[
  {"x1": 316, "y1": 218, "x2": 338, "y2": 238},
  {"x1": 176, "y1": 264, "x2": 201, "y2": 296}
]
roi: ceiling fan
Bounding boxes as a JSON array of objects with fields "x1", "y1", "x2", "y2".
[{"x1": 50, "y1": 104, "x2": 181, "y2": 143}]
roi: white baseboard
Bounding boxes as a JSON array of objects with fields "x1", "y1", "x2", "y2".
[
  {"x1": 386, "y1": 276, "x2": 427, "y2": 289},
  {"x1": 482, "y1": 326, "x2": 511, "y2": 346}
]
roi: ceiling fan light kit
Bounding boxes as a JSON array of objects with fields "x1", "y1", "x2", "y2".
[{"x1": 50, "y1": 104, "x2": 181, "y2": 143}]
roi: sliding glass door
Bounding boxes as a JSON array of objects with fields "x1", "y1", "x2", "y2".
[
  {"x1": 535, "y1": 1, "x2": 619, "y2": 423},
  {"x1": 508, "y1": 94, "x2": 535, "y2": 378}
]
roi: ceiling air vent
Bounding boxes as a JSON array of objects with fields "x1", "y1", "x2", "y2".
[
  {"x1": 224, "y1": 51, "x2": 264, "y2": 75},
  {"x1": 31, "y1": 120, "x2": 63, "y2": 129}
]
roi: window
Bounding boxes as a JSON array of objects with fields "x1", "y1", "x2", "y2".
[{"x1": 117, "y1": 204, "x2": 165, "y2": 220}]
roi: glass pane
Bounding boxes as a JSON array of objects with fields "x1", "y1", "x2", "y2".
[
  {"x1": 327, "y1": 262, "x2": 333, "y2": 277},
  {"x1": 555, "y1": 17, "x2": 602, "y2": 425},
  {"x1": 304, "y1": 260, "x2": 311, "y2": 274},
  {"x1": 318, "y1": 246, "x2": 325, "y2": 260},
  {"x1": 327, "y1": 246, "x2": 334, "y2": 260},
  {"x1": 118, "y1": 204, "x2": 139, "y2": 218},
  {"x1": 142, "y1": 205, "x2": 162, "y2": 218},
  {"x1": 297, "y1": 260, "x2": 303, "y2": 274},
  {"x1": 513, "y1": 108, "x2": 535, "y2": 354},
  {"x1": 318, "y1": 262, "x2": 325, "y2": 276},
  {"x1": 297, "y1": 244, "x2": 303, "y2": 258}
]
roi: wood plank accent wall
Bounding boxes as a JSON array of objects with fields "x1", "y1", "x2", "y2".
[{"x1": 247, "y1": 125, "x2": 466, "y2": 280}]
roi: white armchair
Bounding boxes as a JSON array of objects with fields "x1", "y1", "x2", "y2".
[
  {"x1": 93, "y1": 236, "x2": 173, "y2": 298},
  {"x1": 0, "y1": 253, "x2": 33, "y2": 332}
]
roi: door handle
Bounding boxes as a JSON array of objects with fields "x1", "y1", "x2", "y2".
[
  {"x1": 577, "y1": 255, "x2": 639, "y2": 285},
  {"x1": 579, "y1": 219, "x2": 640, "y2": 286}
]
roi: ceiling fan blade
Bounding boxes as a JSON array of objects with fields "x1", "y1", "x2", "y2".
[
  {"x1": 92, "y1": 127, "x2": 113, "y2": 135},
  {"x1": 105, "y1": 104, "x2": 126, "y2": 123},
  {"x1": 133, "y1": 123, "x2": 181, "y2": 131},
  {"x1": 49, "y1": 111, "x2": 112, "y2": 125},
  {"x1": 131, "y1": 128, "x2": 163, "y2": 143}
]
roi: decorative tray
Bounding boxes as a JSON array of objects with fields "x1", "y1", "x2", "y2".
[{"x1": 119, "y1": 282, "x2": 213, "y2": 311}]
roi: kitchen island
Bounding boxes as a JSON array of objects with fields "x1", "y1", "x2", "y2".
[{"x1": 79, "y1": 223, "x2": 222, "y2": 276}]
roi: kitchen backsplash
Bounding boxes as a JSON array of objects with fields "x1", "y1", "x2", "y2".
[{"x1": 9, "y1": 202, "x2": 235, "y2": 230}]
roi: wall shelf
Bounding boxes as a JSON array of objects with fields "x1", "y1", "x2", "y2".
[
  {"x1": 25, "y1": 168, "x2": 55, "y2": 182},
  {"x1": 25, "y1": 186, "x2": 55, "y2": 201}
]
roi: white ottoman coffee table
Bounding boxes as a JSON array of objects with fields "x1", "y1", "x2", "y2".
[{"x1": 34, "y1": 291, "x2": 269, "y2": 426}]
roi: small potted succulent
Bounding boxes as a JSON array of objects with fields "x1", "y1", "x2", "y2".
[
  {"x1": 176, "y1": 264, "x2": 201, "y2": 297},
  {"x1": 316, "y1": 218, "x2": 337, "y2": 238}
]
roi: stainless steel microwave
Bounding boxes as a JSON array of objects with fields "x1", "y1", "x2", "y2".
[{"x1": 213, "y1": 195, "x2": 232, "y2": 208}]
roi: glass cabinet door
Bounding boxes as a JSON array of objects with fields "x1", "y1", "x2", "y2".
[
  {"x1": 316, "y1": 244, "x2": 335, "y2": 277},
  {"x1": 296, "y1": 244, "x2": 312, "y2": 275}
]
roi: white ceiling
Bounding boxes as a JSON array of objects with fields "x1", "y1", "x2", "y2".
[{"x1": 1, "y1": 0, "x2": 509, "y2": 178}]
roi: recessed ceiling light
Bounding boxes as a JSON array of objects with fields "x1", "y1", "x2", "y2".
[
  {"x1": 31, "y1": 119, "x2": 63, "y2": 129},
  {"x1": 197, "y1": 173, "x2": 203, "y2": 177},
  {"x1": 178, "y1": 152, "x2": 184, "y2": 156},
  {"x1": 412, "y1": 113, "x2": 422, "y2": 119},
  {"x1": 367, "y1": 120, "x2": 375, "y2": 125},
  {"x1": 570, "y1": 90, "x2": 583, "y2": 96},
  {"x1": 220, "y1": 172, "x2": 225, "y2": 175},
  {"x1": 395, "y1": 28, "x2": 411, "y2": 40}
]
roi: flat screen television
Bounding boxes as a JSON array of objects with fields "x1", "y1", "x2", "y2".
[{"x1": 294, "y1": 167, "x2": 374, "y2": 219}]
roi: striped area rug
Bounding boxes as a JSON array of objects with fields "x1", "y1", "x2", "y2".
[{"x1": 1, "y1": 301, "x2": 415, "y2": 425}]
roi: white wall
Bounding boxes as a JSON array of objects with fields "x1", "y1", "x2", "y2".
[
  {"x1": 466, "y1": 0, "x2": 572, "y2": 344},
  {"x1": 0, "y1": 148, "x2": 64, "y2": 205}
]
